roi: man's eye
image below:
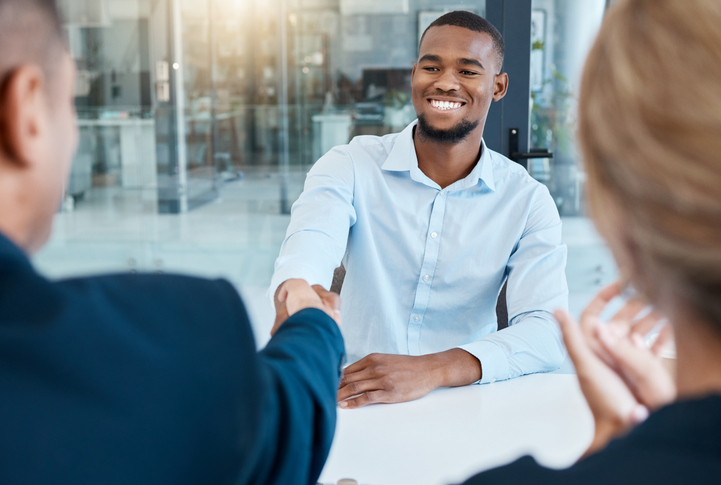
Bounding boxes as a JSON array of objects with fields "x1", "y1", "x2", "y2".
[
  {"x1": 461, "y1": 70, "x2": 478, "y2": 76},
  {"x1": 423, "y1": 67, "x2": 439, "y2": 72}
]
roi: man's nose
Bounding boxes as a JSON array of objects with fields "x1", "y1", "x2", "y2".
[{"x1": 433, "y1": 69, "x2": 461, "y2": 92}]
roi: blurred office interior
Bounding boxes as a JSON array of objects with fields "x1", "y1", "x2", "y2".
[{"x1": 37, "y1": 0, "x2": 612, "y2": 344}]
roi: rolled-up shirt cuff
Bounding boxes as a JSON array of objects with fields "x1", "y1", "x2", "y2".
[
  {"x1": 457, "y1": 340, "x2": 509, "y2": 385},
  {"x1": 267, "y1": 263, "x2": 331, "y2": 305}
]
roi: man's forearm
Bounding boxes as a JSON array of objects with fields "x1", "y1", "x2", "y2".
[
  {"x1": 259, "y1": 308, "x2": 345, "y2": 482},
  {"x1": 428, "y1": 348, "x2": 482, "y2": 388}
]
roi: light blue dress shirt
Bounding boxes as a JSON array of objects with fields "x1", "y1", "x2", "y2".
[{"x1": 270, "y1": 120, "x2": 568, "y2": 384}]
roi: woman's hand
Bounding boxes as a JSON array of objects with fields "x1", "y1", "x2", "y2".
[{"x1": 555, "y1": 282, "x2": 676, "y2": 457}]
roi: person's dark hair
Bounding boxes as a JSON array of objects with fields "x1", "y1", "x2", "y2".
[
  {"x1": 419, "y1": 11, "x2": 505, "y2": 72},
  {"x1": 0, "y1": 0, "x2": 65, "y2": 92}
]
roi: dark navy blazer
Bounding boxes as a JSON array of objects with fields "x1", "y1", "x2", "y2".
[{"x1": 0, "y1": 233, "x2": 345, "y2": 484}]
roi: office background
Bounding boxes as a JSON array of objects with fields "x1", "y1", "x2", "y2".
[{"x1": 36, "y1": 0, "x2": 613, "y2": 344}]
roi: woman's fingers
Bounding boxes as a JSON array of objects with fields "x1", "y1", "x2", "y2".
[
  {"x1": 557, "y1": 303, "x2": 644, "y2": 455},
  {"x1": 581, "y1": 282, "x2": 623, "y2": 322},
  {"x1": 580, "y1": 282, "x2": 623, "y2": 340},
  {"x1": 597, "y1": 324, "x2": 676, "y2": 410},
  {"x1": 609, "y1": 299, "x2": 646, "y2": 328},
  {"x1": 650, "y1": 324, "x2": 674, "y2": 357},
  {"x1": 630, "y1": 404, "x2": 650, "y2": 425},
  {"x1": 555, "y1": 309, "x2": 591, "y2": 367},
  {"x1": 630, "y1": 310, "x2": 665, "y2": 340}
]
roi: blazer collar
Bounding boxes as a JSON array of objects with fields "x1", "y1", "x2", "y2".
[{"x1": 0, "y1": 231, "x2": 32, "y2": 271}]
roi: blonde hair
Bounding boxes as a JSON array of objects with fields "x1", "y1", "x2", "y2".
[{"x1": 579, "y1": 0, "x2": 721, "y2": 326}]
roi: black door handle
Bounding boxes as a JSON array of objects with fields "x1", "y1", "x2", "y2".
[{"x1": 509, "y1": 128, "x2": 553, "y2": 169}]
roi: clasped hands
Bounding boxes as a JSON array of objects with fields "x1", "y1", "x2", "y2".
[
  {"x1": 272, "y1": 279, "x2": 342, "y2": 334},
  {"x1": 556, "y1": 281, "x2": 677, "y2": 457}
]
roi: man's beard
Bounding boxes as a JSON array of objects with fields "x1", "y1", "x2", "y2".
[{"x1": 417, "y1": 115, "x2": 480, "y2": 144}]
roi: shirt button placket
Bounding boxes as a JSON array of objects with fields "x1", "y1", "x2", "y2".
[{"x1": 407, "y1": 191, "x2": 447, "y2": 355}]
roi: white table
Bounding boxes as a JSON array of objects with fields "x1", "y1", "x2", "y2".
[{"x1": 319, "y1": 374, "x2": 594, "y2": 485}]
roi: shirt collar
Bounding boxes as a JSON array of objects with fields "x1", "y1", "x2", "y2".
[
  {"x1": 380, "y1": 120, "x2": 418, "y2": 172},
  {"x1": 464, "y1": 138, "x2": 496, "y2": 192},
  {"x1": 381, "y1": 119, "x2": 496, "y2": 192}
]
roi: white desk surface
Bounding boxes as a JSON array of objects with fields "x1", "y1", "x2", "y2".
[{"x1": 319, "y1": 373, "x2": 593, "y2": 485}]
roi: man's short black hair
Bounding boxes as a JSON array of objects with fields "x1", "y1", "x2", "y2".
[
  {"x1": 0, "y1": 0, "x2": 65, "y2": 89},
  {"x1": 420, "y1": 10, "x2": 505, "y2": 72}
]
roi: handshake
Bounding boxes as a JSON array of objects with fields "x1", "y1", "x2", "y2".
[{"x1": 272, "y1": 279, "x2": 342, "y2": 335}]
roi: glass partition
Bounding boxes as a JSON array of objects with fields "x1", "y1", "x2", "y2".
[
  {"x1": 528, "y1": 0, "x2": 615, "y2": 316},
  {"x1": 40, "y1": 0, "x2": 621, "y2": 343}
]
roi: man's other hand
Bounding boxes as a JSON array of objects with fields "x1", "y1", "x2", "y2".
[
  {"x1": 337, "y1": 354, "x2": 439, "y2": 409},
  {"x1": 272, "y1": 280, "x2": 341, "y2": 335},
  {"x1": 336, "y1": 348, "x2": 480, "y2": 409}
]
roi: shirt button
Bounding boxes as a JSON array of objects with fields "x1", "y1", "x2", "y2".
[
  {"x1": 413, "y1": 315, "x2": 420, "y2": 322},
  {"x1": 423, "y1": 275, "x2": 430, "y2": 282},
  {"x1": 431, "y1": 232, "x2": 438, "y2": 239}
]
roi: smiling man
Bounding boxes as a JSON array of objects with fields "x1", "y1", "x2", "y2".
[{"x1": 270, "y1": 11, "x2": 568, "y2": 408}]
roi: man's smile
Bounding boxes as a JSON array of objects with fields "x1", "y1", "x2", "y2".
[{"x1": 427, "y1": 97, "x2": 466, "y2": 112}]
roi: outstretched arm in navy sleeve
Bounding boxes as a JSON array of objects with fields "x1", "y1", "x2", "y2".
[{"x1": 255, "y1": 309, "x2": 345, "y2": 484}]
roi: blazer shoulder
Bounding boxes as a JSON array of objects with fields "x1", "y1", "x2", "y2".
[
  {"x1": 61, "y1": 272, "x2": 242, "y2": 307},
  {"x1": 57, "y1": 273, "x2": 253, "y2": 347}
]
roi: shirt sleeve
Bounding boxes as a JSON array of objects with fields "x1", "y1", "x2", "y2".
[
  {"x1": 458, "y1": 183, "x2": 568, "y2": 384},
  {"x1": 268, "y1": 146, "x2": 357, "y2": 302}
]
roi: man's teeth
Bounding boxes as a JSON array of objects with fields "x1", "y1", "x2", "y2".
[{"x1": 430, "y1": 100, "x2": 463, "y2": 110}]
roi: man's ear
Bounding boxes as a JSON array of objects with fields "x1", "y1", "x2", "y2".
[
  {"x1": 492, "y1": 72, "x2": 509, "y2": 102},
  {"x1": 411, "y1": 63, "x2": 417, "y2": 80},
  {"x1": 0, "y1": 65, "x2": 47, "y2": 168}
]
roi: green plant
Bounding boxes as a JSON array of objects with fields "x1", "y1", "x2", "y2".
[
  {"x1": 530, "y1": 67, "x2": 576, "y2": 162},
  {"x1": 385, "y1": 89, "x2": 409, "y2": 109}
]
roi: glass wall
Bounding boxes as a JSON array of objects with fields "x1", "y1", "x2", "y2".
[
  {"x1": 527, "y1": 0, "x2": 615, "y2": 317},
  {"x1": 64, "y1": 0, "x2": 153, "y2": 202},
  {"x1": 36, "y1": 0, "x2": 610, "y2": 341},
  {"x1": 529, "y1": 0, "x2": 605, "y2": 217}
]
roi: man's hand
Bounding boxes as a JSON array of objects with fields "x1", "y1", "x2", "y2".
[
  {"x1": 272, "y1": 280, "x2": 341, "y2": 335},
  {"x1": 555, "y1": 282, "x2": 676, "y2": 457},
  {"x1": 337, "y1": 349, "x2": 481, "y2": 409}
]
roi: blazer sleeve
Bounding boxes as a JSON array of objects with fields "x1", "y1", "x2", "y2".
[{"x1": 238, "y1": 303, "x2": 345, "y2": 485}]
